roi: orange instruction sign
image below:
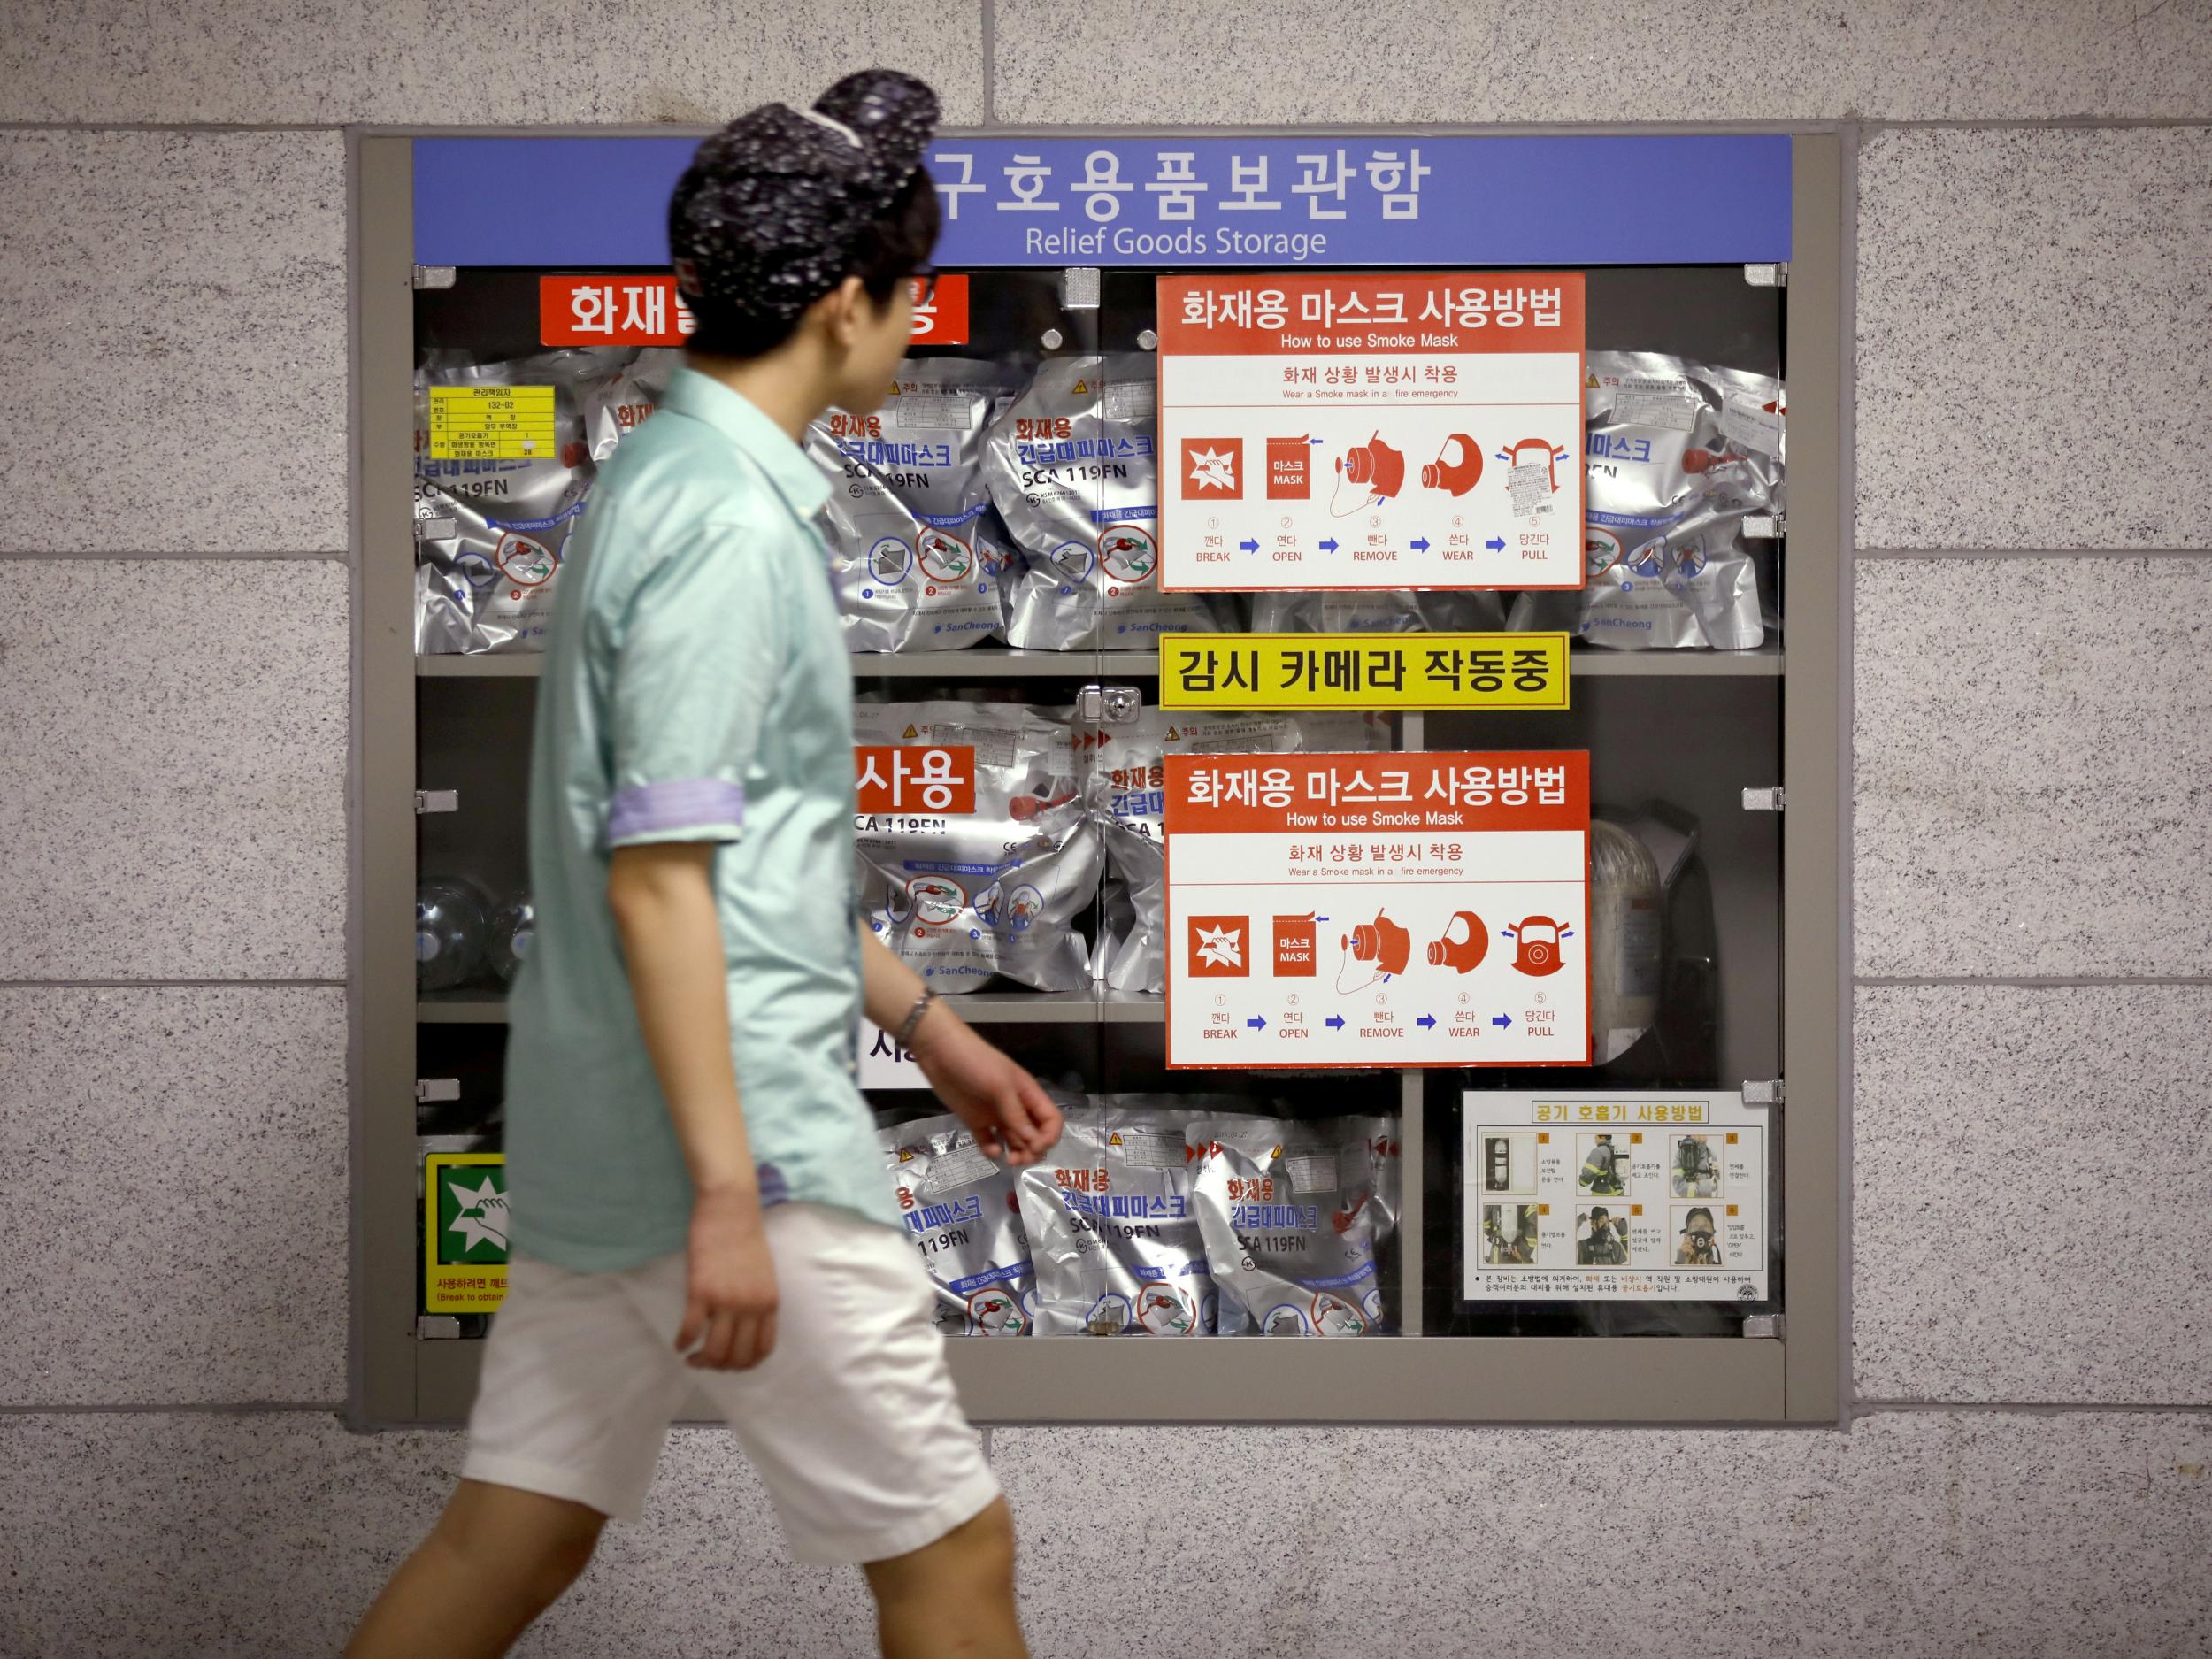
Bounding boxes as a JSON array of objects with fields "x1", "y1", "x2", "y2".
[
  {"x1": 1156, "y1": 272, "x2": 1585, "y2": 593},
  {"x1": 1164, "y1": 751, "x2": 1592, "y2": 1070}
]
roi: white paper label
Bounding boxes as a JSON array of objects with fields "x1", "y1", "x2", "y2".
[
  {"x1": 1112, "y1": 1127, "x2": 1185, "y2": 1170},
  {"x1": 1721, "y1": 389, "x2": 1783, "y2": 457},
  {"x1": 1285, "y1": 1150, "x2": 1340, "y2": 1194},
  {"x1": 1614, "y1": 387, "x2": 1699, "y2": 433},
  {"x1": 1102, "y1": 380, "x2": 1156, "y2": 422},
  {"x1": 887, "y1": 394, "x2": 975, "y2": 431},
  {"x1": 1507, "y1": 462, "x2": 1550, "y2": 516},
  {"x1": 857, "y1": 1019, "x2": 926, "y2": 1087}
]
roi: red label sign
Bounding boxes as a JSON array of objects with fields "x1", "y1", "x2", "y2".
[
  {"x1": 540, "y1": 276, "x2": 696, "y2": 346},
  {"x1": 540, "y1": 275, "x2": 968, "y2": 348},
  {"x1": 855, "y1": 745, "x2": 976, "y2": 815},
  {"x1": 910, "y1": 275, "x2": 970, "y2": 345}
]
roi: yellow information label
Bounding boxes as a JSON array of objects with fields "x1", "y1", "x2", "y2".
[
  {"x1": 424, "y1": 1151, "x2": 509, "y2": 1314},
  {"x1": 1159, "y1": 633, "x2": 1571, "y2": 711},
  {"x1": 426, "y1": 384, "x2": 558, "y2": 462}
]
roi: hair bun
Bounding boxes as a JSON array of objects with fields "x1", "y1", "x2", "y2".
[{"x1": 814, "y1": 68, "x2": 939, "y2": 188}]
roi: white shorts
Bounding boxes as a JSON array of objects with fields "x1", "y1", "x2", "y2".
[{"x1": 462, "y1": 1201, "x2": 1000, "y2": 1565}]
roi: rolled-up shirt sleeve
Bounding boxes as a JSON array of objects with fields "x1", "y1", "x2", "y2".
[{"x1": 606, "y1": 522, "x2": 777, "y2": 849}]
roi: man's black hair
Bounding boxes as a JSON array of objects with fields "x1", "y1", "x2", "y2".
[{"x1": 669, "y1": 69, "x2": 942, "y2": 361}]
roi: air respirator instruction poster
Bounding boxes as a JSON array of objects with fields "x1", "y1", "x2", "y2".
[
  {"x1": 1462, "y1": 1092, "x2": 1770, "y2": 1303},
  {"x1": 1163, "y1": 751, "x2": 1591, "y2": 1068},
  {"x1": 1156, "y1": 272, "x2": 1585, "y2": 593}
]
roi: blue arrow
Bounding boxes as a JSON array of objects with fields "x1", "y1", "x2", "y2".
[
  {"x1": 1417, "y1": 1014, "x2": 1437, "y2": 1029},
  {"x1": 1491, "y1": 1014, "x2": 1513, "y2": 1030},
  {"x1": 1239, "y1": 538, "x2": 1260, "y2": 553},
  {"x1": 1325, "y1": 1016, "x2": 1346, "y2": 1030},
  {"x1": 1486, "y1": 536, "x2": 1506, "y2": 551},
  {"x1": 1410, "y1": 537, "x2": 1430, "y2": 553},
  {"x1": 1246, "y1": 1016, "x2": 1267, "y2": 1031},
  {"x1": 1318, "y1": 538, "x2": 1339, "y2": 553}
]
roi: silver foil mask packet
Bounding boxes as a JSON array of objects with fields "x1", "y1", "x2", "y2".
[
  {"x1": 853, "y1": 702, "x2": 1102, "y2": 993},
  {"x1": 1017, "y1": 1102, "x2": 1248, "y2": 1337},
  {"x1": 1191, "y1": 1114, "x2": 1402, "y2": 1336},
  {"x1": 579, "y1": 347, "x2": 683, "y2": 463},
  {"x1": 1510, "y1": 352, "x2": 1781, "y2": 651},
  {"x1": 414, "y1": 353, "x2": 603, "y2": 655},
  {"x1": 809, "y1": 358, "x2": 1018, "y2": 653},
  {"x1": 985, "y1": 355, "x2": 1228, "y2": 649},
  {"x1": 1087, "y1": 710, "x2": 1387, "y2": 994},
  {"x1": 1588, "y1": 818, "x2": 1663, "y2": 1064},
  {"x1": 879, "y1": 1112, "x2": 1035, "y2": 1336}
]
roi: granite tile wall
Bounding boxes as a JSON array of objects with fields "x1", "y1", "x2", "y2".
[
  {"x1": 4, "y1": 5, "x2": 2212, "y2": 1657},
  {"x1": 4, "y1": 1410, "x2": 2207, "y2": 1658},
  {"x1": 0, "y1": 2, "x2": 986, "y2": 125}
]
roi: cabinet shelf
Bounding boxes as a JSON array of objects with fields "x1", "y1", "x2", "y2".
[
  {"x1": 417, "y1": 643, "x2": 1786, "y2": 680},
  {"x1": 418, "y1": 986, "x2": 1167, "y2": 1025}
]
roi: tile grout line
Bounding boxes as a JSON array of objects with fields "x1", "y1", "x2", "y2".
[
  {"x1": 4, "y1": 116, "x2": 2209, "y2": 138},
  {"x1": 1855, "y1": 974, "x2": 2212, "y2": 987},
  {"x1": 0, "y1": 549, "x2": 348, "y2": 561},
  {"x1": 1855, "y1": 1400, "x2": 2212, "y2": 1417},
  {"x1": 0, "y1": 1402, "x2": 343, "y2": 1416},
  {"x1": 8, "y1": 1407, "x2": 2203, "y2": 1433},
  {"x1": 979, "y1": 0, "x2": 996, "y2": 127},
  {"x1": 1835, "y1": 119, "x2": 1862, "y2": 1432},
  {"x1": 0, "y1": 979, "x2": 349, "y2": 990},
  {"x1": 1856, "y1": 547, "x2": 2208, "y2": 559}
]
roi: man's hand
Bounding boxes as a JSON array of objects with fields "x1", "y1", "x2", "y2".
[
  {"x1": 675, "y1": 1185, "x2": 780, "y2": 1371},
  {"x1": 910, "y1": 1006, "x2": 1064, "y2": 1167}
]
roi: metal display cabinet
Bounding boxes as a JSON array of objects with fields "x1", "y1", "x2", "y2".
[{"x1": 354, "y1": 131, "x2": 1843, "y2": 1427}]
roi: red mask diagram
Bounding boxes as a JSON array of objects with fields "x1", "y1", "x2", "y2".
[
  {"x1": 1506, "y1": 915, "x2": 1571, "y2": 976},
  {"x1": 1337, "y1": 910, "x2": 1411, "y2": 991},
  {"x1": 1420, "y1": 434, "x2": 1483, "y2": 497},
  {"x1": 1330, "y1": 433, "x2": 1406, "y2": 516},
  {"x1": 1425, "y1": 910, "x2": 1489, "y2": 972}
]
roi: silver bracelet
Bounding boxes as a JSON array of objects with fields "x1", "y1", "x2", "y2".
[{"x1": 895, "y1": 987, "x2": 941, "y2": 1048}]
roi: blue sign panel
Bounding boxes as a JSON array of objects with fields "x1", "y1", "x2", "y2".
[{"x1": 414, "y1": 134, "x2": 1790, "y2": 269}]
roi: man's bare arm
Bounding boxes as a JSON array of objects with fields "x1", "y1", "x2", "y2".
[{"x1": 609, "y1": 842, "x2": 776, "y2": 1370}]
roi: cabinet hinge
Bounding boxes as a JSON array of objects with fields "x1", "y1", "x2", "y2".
[
  {"x1": 1741, "y1": 1315, "x2": 1785, "y2": 1339},
  {"x1": 1741, "y1": 1079, "x2": 1786, "y2": 1107},
  {"x1": 1743, "y1": 512, "x2": 1783, "y2": 541},
  {"x1": 414, "y1": 1078, "x2": 460, "y2": 1103},
  {"x1": 412, "y1": 265, "x2": 457, "y2": 290},
  {"x1": 1743, "y1": 263, "x2": 1787, "y2": 288},
  {"x1": 414, "y1": 789, "x2": 458, "y2": 815},
  {"x1": 1741, "y1": 787, "x2": 1785, "y2": 813},
  {"x1": 1077, "y1": 684, "x2": 1143, "y2": 726},
  {"x1": 416, "y1": 1316, "x2": 461, "y2": 1340}
]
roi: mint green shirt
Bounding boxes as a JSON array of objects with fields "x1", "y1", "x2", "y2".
[{"x1": 504, "y1": 368, "x2": 898, "y2": 1271}]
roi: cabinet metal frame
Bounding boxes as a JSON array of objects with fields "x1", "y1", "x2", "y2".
[{"x1": 351, "y1": 129, "x2": 1845, "y2": 1429}]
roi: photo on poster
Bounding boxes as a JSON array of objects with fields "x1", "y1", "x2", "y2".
[
  {"x1": 1576, "y1": 1205, "x2": 1630, "y2": 1266},
  {"x1": 1480, "y1": 1202, "x2": 1540, "y2": 1266},
  {"x1": 1669, "y1": 1133, "x2": 1723, "y2": 1199},
  {"x1": 1672, "y1": 1205, "x2": 1724, "y2": 1268},
  {"x1": 1478, "y1": 1131, "x2": 1538, "y2": 1197},
  {"x1": 1576, "y1": 1131, "x2": 1628, "y2": 1197}
]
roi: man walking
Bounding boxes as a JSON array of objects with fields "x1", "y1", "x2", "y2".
[{"x1": 349, "y1": 71, "x2": 1057, "y2": 1659}]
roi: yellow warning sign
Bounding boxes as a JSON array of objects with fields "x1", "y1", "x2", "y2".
[
  {"x1": 1159, "y1": 633, "x2": 1571, "y2": 712},
  {"x1": 427, "y1": 384, "x2": 558, "y2": 462},
  {"x1": 1072, "y1": 379, "x2": 1090, "y2": 394}
]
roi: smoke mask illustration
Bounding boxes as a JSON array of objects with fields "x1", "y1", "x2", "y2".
[
  {"x1": 1330, "y1": 433, "x2": 1406, "y2": 515},
  {"x1": 1506, "y1": 915, "x2": 1571, "y2": 976},
  {"x1": 1337, "y1": 910, "x2": 1411, "y2": 992},
  {"x1": 1425, "y1": 910, "x2": 1489, "y2": 973},
  {"x1": 1421, "y1": 434, "x2": 1483, "y2": 496}
]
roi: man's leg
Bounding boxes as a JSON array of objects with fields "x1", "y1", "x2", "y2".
[
  {"x1": 343, "y1": 1479, "x2": 606, "y2": 1659},
  {"x1": 864, "y1": 1497, "x2": 1026, "y2": 1659}
]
